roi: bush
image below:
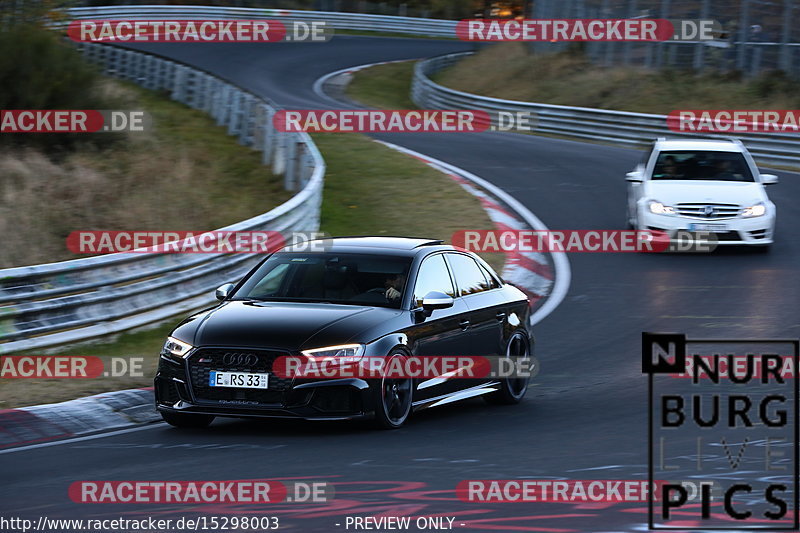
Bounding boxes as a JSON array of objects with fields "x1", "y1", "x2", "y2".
[{"x1": 0, "y1": 24, "x2": 120, "y2": 151}]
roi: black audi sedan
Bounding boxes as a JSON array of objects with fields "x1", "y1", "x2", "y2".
[{"x1": 155, "y1": 237, "x2": 534, "y2": 429}]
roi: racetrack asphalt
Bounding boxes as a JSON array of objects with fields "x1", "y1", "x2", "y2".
[{"x1": 2, "y1": 36, "x2": 799, "y2": 532}]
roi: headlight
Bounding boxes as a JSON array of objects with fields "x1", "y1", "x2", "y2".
[
  {"x1": 742, "y1": 203, "x2": 766, "y2": 218},
  {"x1": 162, "y1": 336, "x2": 193, "y2": 360},
  {"x1": 301, "y1": 344, "x2": 364, "y2": 364},
  {"x1": 648, "y1": 200, "x2": 675, "y2": 215}
]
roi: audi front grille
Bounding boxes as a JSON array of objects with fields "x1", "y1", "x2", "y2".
[{"x1": 187, "y1": 348, "x2": 293, "y2": 406}]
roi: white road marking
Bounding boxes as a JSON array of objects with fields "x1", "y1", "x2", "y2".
[
  {"x1": 374, "y1": 140, "x2": 572, "y2": 327},
  {"x1": 0, "y1": 423, "x2": 166, "y2": 455}
]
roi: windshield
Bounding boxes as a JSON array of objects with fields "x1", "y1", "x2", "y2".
[
  {"x1": 233, "y1": 252, "x2": 412, "y2": 309},
  {"x1": 652, "y1": 150, "x2": 754, "y2": 182}
]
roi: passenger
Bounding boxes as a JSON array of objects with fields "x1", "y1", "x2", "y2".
[{"x1": 661, "y1": 156, "x2": 683, "y2": 179}]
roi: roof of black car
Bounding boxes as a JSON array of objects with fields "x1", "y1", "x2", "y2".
[{"x1": 281, "y1": 236, "x2": 447, "y2": 255}]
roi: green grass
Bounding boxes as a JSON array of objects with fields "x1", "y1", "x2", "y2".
[
  {"x1": 345, "y1": 61, "x2": 417, "y2": 109},
  {"x1": 314, "y1": 133, "x2": 498, "y2": 255}
]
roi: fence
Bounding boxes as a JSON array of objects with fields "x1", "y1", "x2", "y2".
[
  {"x1": 0, "y1": 42, "x2": 325, "y2": 354},
  {"x1": 529, "y1": 0, "x2": 798, "y2": 77},
  {"x1": 412, "y1": 52, "x2": 800, "y2": 167}
]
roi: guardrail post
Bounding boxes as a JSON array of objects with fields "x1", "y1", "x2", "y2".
[
  {"x1": 135, "y1": 53, "x2": 146, "y2": 85},
  {"x1": 206, "y1": 76, "x2": 215, "y2": 111},
  {"x1": 153, "y1": 59, "x2": 163, "y2": 90},
  {"x1": 283, "y1": 139, "x2": 299, "y2": 191},
  {"x1": 186, "y1": 70, "x2": 197, "y2": 107},
  {"x1": 239, "y1": 95, "x2": 255, "y2": 146},
  {"x1": 228, "y1": 91, "x2": 242, "y2": 135},
  {"x1": 217, "y1": 84, "x2": 231, "y2": 126},
  {"x1": 198, "y1": 74, "x2": 210, "y2": 110},
  {"x1": 272, "y1": 132, "x2": 286, "y2": 177},
  {"x1": 123, "y1": 50, "x2": 134, "y2": 80},
  {"x1": 108, "y1": 47, "x2": 119, "y2": 77},
  {"x1": 143, "y1": 55, "x2": 154, "y2": 89},
  {"x1": 262, "y1": 106, "x2": 275, "y2": 165},
  {"x1": 171, "y1": 65, "x2": 185, "y2": 102}
]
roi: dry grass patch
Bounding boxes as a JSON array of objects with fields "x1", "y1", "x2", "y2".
[
  {"x1": 0, "y1": 79, "x2": 289, "y2": 267},
  {"x1": 434, "y1": 42, "x2": 800, "y2": 113}
]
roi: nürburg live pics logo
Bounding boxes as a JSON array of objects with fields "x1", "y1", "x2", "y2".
[{"x1": 643, "y1": 332, "x2": 799, "y2": 530}]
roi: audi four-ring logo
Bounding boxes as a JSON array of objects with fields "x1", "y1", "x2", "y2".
[{"x1": 222, "y1": 352, "x2": 258, "y2": 366}]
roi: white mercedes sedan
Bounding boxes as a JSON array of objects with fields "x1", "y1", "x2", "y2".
[{"x1": 626, "y1": 138, "x2": 778, "y2": 248}]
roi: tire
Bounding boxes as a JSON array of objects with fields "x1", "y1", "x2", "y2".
[
  {"x1": 485, "y1": 332, "x2": 531, "y2": 405},
  {"x1": 372, "y1": 352, "x2": 413, "y2": 429},
  {"x1": 161, "y1": 411, "x2": 215, "y2": 428}
]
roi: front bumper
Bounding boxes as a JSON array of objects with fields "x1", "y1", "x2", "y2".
[
  {"x1": 154, "y1": 351, "x2": 374, "y2": 421},
  {"x1": 638, "y1": 209, "x2": 775, "y2": 246}
]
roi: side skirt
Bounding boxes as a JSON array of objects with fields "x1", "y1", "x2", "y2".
[{"x1": 412, "y1": 382, "x2": 501, "y2": 411}]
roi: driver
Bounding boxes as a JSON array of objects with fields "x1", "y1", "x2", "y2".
[
  {"x1": 384, "y1": 273, "x2": 405, "y2": 302},
  {"x1": 662, "y1": 156, "x2": 683, "y2": 179}
]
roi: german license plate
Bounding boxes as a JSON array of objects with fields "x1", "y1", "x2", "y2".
[
  {"x1": 689, "y1": 223, "x2": 728, "y2": 232},
  {"x1": 209, "y1": 371, "x2": 269, "y2": 389}
]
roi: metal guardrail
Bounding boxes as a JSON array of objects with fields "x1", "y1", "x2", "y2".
[
  {"x1": 412, "y1": 52, "x2": 800, "y2": 167},
  {"x1": 64, "y1": 6, "x2": 459, "y2": 37},
  {"x1": 0, "y1": 42, "x2": 325, "y2": 354}
]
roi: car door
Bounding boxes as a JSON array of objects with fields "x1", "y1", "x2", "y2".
[
  {"x1": 406, "y1": 253, "x2": 471, "y2": 401},
  {"x1": 446, "y1": 253, "x2": 506, "y2": 389}
]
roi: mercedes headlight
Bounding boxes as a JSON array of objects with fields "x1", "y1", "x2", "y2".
[
  {"x1": 301, "y1": 344, "x2": 365, "y2": 364},
  {"x1": 648, "y1": 200, "x2": 675, "y2": 215},
  {"x1": 742, "y1": 203, "x2": 766, "y2": 218},
  {"x1": 162, "y1": 336, "x2": 193, "y2": 361}
]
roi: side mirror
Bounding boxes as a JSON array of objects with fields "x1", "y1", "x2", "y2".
[
  {"x1": 422, "y1": 291, "x2": 454, "y2": 312},
  {"x1": 760, "y1": 173, "x2": 778, "y2": 185},
  {"x1": 215, "y1": 282, "x2": 235, "y2": 301},
  {"x1": 625, "y1": 171, "x2": 643, "y2": 182}
]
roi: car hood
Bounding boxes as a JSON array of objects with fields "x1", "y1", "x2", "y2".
[
  {"x1": 643, "y1": 180, "x2": 766, "y2": 206},
  {"x1": 172, "y1": 300, "x2": 401, "y2": 351}
]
